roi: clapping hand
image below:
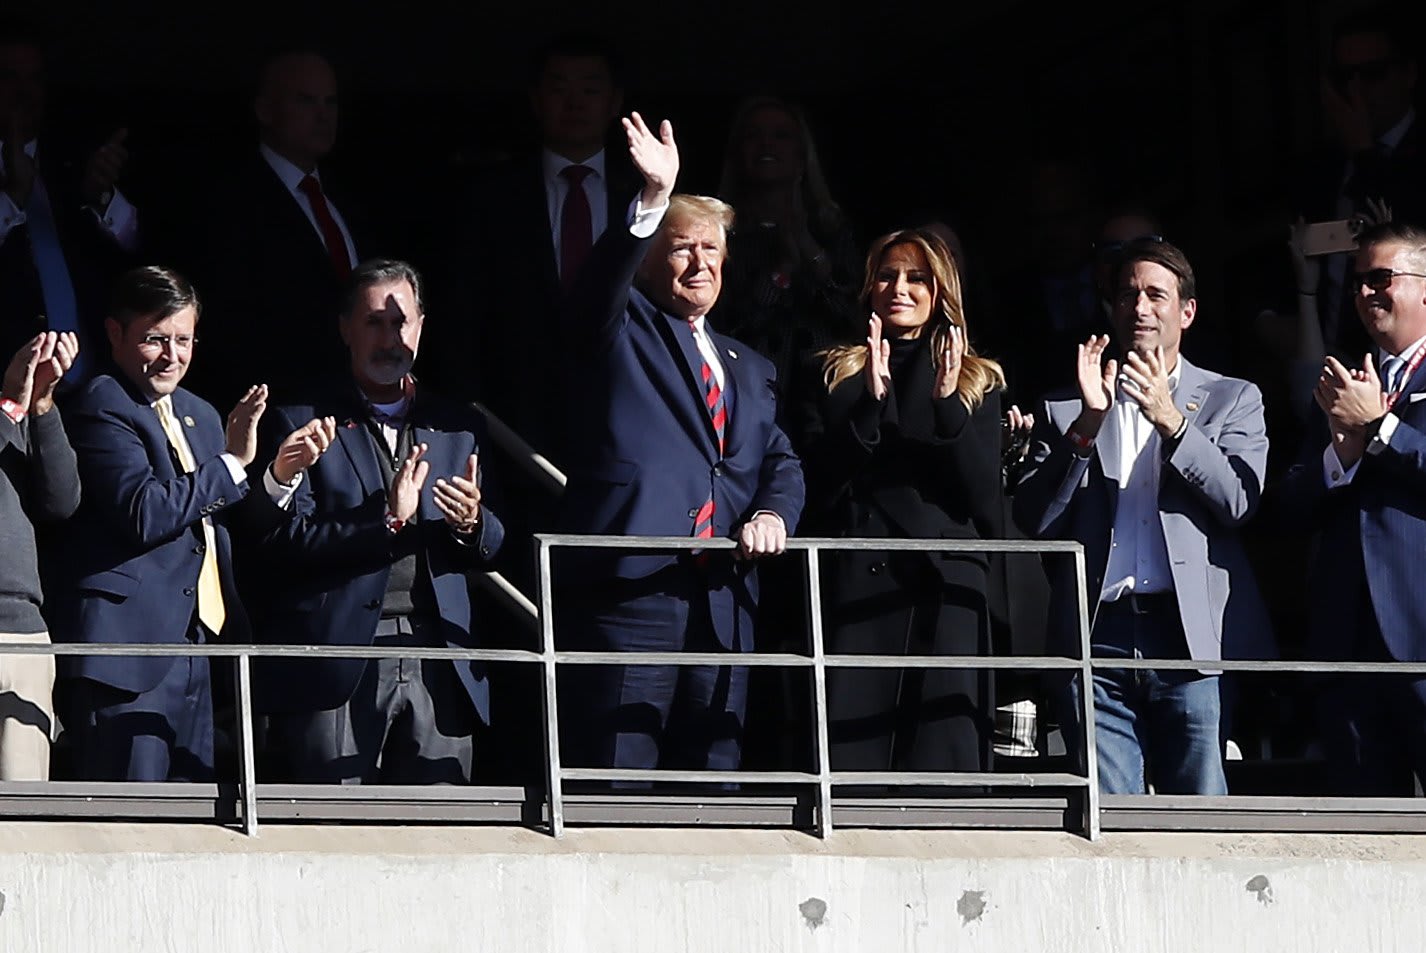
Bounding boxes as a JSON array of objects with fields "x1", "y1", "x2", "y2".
[
  {"x1": 28, "y1": 331, "x2": 77, "y2": 416},
  {"x1": 865, "y1": 314, "x2": 891, "y2": 401},
  {"x1": 81, "y1": 128, "x2": 129, "y2": 207},
  {"x1": 623, "y1": 111, "x2": 678, "y2": 208},
  {"x1": 388, "y1": 443, "x2": 430, "y2": 524},
  {"x1": 272, "y1": 416, "x2": 337, "y2": 485},
  {"x1": 1315, "y1": 354, "x2": 1385, "y2": 468},
  {"x1": 933, "y1": 324, "x2": 964, "y2": 399},
  {"x1": 224, "y1": 385, "x2": 269, "y2": 468},
  {"x1": 434, "y1": 453, "x2": 482, "y2": 534},
  {"x1": 1120, "y1": 346, "x2": 1185, "y2": 437}
]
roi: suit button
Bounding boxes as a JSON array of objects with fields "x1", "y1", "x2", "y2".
[
  {"x1": 688, "y1": 508, "x2": 698, "y2": 518},
  {"x1": 216, "y1": 498, "x2": 226, "y2": 506},
  {"x1": 712, "y1": 466, "x2": 724, "y2": 477},
  {"x1": 194, "y1": 543, "x2": 206, "y2": 555},
  {"x1": 363, "y1": 600, "x2": 381, "y2": 611},
  {"x1": 869, "y1": 564, "x2": 882, "y2": 575},
  {"x1": 183, "y1": 587, "x2": 194, "y2": 597}
]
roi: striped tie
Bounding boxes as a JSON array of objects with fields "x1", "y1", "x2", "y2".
[{"x1": 691, "y1": 319, "x2": 727, "y2": 540}]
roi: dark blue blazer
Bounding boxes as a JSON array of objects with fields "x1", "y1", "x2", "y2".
[
  {"x1": 557, "y1": 219, "x2": 805, "y2": 649},
  {"x1": 1281, "y1": 358, "x2": 1426, "y2": 661},
  {"x1": 245, "y1": 388, "x2": 505, "y2": 721},
  {"x1": 50, "y1": 374, "x2": 253, "y2": 694}
]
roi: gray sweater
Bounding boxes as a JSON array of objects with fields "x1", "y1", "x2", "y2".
[{"x1": 0, "y1": 408, "x2": 80, "y2": 633}]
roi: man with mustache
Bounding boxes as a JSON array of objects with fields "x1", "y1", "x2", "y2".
[
  {"x1": 1015, "y1": 238, "x2": 1273, "y2": 795},
  {"x1": 247, "y1": 258, "x2": 505, "y2": 784},
  {"x1": 1285, "y1": 221, "x2": 1426, "y2": 795}
]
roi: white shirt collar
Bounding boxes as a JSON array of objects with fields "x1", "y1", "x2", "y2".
[
  {"x1": 1380, "y1": 332, "x2": 1426, "y2": 368},
  {"x1": 542, "y1": 147, "x2": 605, "y2": 186},
  {"x1": 260, "y1": 143, "x2": 320, "y2": 193},
  {"x1": 1381, "y1": 108, "x2": 1416, "y2": 155}
]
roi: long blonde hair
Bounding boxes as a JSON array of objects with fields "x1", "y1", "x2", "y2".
[{"x1": 822, "y1": 229, "x2": 1004, "y2": 408}]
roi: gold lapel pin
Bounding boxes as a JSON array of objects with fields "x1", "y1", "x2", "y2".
[
  {"x1": 1186, "y1": 402, "x2": 1199, "y2": 412},
  {"x1": 183, "y1": 415, "x2": 196, "y2": 427}
]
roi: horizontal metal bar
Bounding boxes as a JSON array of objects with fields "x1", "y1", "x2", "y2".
[
  {"x1": 561, "y1": 768, "x2": 818, "y2": 784},
  {"x1": 0, "y1": 643, "x2": 548, "y2": 661},
  {"x1": 1086, "y1": 658, "x2": 1426, "y2": 674},
  {"x1": 534, "y1": 534, "x2": 1086, "y2": 554},
  {"x1": 551, "y1": 651, "x2": 1085, "y2": 670}
]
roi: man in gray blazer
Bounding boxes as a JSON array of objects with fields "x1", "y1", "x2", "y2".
[{"x1": 1014, "y1": 238, "x2": 1273, "y2": 795}]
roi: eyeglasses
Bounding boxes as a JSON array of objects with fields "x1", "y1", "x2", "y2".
[
  {"x1": 1351, "y1": 268, "x2": 1426, "y2": 292},
  {"x1": 1093, "y1": 234, "x2": 1165, "y2": 257},
  {"x1": 137, "y1": 333, "x2": 198, "y2": 352}
]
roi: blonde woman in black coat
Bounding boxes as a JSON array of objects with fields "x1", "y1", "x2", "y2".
[{"x1": 794, "y1": 228, "x2": 1006, "y2": 773}]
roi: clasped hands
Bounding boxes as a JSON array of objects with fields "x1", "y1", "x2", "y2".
[
  {"x1": 1073, "y1": 335, "x2": 1184, "y2": 439},
  {"x1": 864, "y1": 314, "x2": 964, "y2": 401},
  {"x1": 1314, "y1": 354, "x2": 1386, "y2": 468},
  {"x1": 385, "y1": 445, "x2": 482, "y2": 534},
  {"x1": 2, "y1": 331, "x2": 79, "y2": 416}
]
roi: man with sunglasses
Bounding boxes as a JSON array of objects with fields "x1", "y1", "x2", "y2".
[
  {"x1": 1287, "y1": 221, "x2": 1426, "y2": 795},
  {"x1": 1300, "y1": 9, "x2": 1424, "y2": 359}
]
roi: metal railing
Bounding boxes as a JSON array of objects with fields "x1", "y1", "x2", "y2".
[{"x1": 4, "y1": 534, "x2": 1425, "y2": 839}]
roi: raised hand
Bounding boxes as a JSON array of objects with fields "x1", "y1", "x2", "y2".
[
  {"x1": 388, "y1": 442, "x2": 430, "y2": 524},
  {"x1": 271, "y1": 415, "x2": 337, "y2": 485},
  {"x1": 622, "y1": 111, "x2": 678, "y2": 207},
  {"x1": 433, "y1": 452, "x2": 482, "y2": 534},
  {"x1": 1, "y1": 333, "x2": 44, "y2": 413},
  {"x1": 1076, "y1": 335, "x2": 1117, "y2": 414},
  {"x1": 933, "y1": 324, "x2": 964, "y2": 399},
  {"x1": 224, "y1": 384, "x2": 269, "y2": 467},
  {"x1": 865, "y1": 314, "x2": 892, "y2": 401},
  {"x1": 1287, "y1": 216, "x2": 1320, "y2": 296},
  {"x1": 1002, "y1": 403, "x2": 1035, "y2": 457},
  {"x1": 29, "y1": 331, "x2": 77, "y2": 416},
  {"x1": 81, "y1": 128, "x2": 129, "y2": 206},
  {"x1": 1121, "y1": 345, "x2": 1184, "y2": 436}
]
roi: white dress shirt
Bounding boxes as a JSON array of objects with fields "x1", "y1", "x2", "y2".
[
  {"x1": 1097, "y1": 363, "x2": 1182, "y2": 602},
  {"x1": 543, "y1": 147, "x2": 609, "y2": 275},
  {"x1": 1322, "y1": 331, "x2": 1426, "y2": 487},
  {"x1": 0, "y1": 140, "x2": 139, "y2": 249},
  {"x1": 259, "y1": 144, "x2": 358, "y2": 268}
]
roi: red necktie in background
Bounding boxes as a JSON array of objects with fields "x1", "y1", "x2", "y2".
[
  {"x1": 298, "y1": 174, "x2": 352, "y2": 279},
  {"x1": 559, "y1": 164, "x2": 594, "y2": 290}
]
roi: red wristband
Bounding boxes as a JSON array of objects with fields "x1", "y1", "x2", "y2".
[
  {"x1": 0, "y1": 398, "x2": 26, "y2": 424},
  {"x1": 1067, "y1": 429, "x2": 1094, "y2": 451},
  {"x1": 384, "y1": 511, "x2": 406, "y2": 535}
]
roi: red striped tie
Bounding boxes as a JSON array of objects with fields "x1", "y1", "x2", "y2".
[{"x1": 691, "y1": 319, "x2": 727, "y2": 540}]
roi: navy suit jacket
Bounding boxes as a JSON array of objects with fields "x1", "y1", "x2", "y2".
[
  {"x1": 245, "y1": 387, "x2": 505, "y2": 720},
  {"x1": 1281, "y1": 357, "x2": 1426, "y2": 661},
  {"x1": 50, "y1": 375, "x2": 254, "y2": 694},
  {"x1": 557, "y1": 218, "x2": 805, "y2": 649}
]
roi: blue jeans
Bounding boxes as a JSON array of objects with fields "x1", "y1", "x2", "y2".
[{"x1": 1063, "y1": 595, "x2": 1226, "y2": 795}]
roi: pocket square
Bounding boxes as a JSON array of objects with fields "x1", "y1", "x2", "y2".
[{"x1": 1408, "y1": 393, "x2": 1426, "y2": 403}]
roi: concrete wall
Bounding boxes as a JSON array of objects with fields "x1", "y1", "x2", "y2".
[{"x1": 1, "y1": 824, "x2": 1423, "y2": 952}]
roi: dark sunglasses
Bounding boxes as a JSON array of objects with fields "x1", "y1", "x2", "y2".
[
  {"x1": 1352, "y1": 268, "x2": 1426, "y2": 291},
  {"x1": 1093, "y1": 234, "x2": 1165, "y2": 257}
]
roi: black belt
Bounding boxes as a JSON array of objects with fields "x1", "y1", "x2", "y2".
[{"x1": 1101, "y1": 592, "x2": 1177, "y2": 616}]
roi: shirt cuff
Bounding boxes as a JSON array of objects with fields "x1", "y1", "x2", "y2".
[
  {"x1": 628, "y1": 198, "x2": 669, "y2": 238},
  {"x1": 0, "y1": 191, "x2": 25, "y2": 242},
  {"x1": 262, "y1": 465, "x2": 303, "y2": 509},
  {"x1": 1367, "y1": 413, "x2": 1401, "y2": 456},
  {"x1": 1322, "y1": 443, "x2": 1360, "y2": 488},
  {"x1": 91, "y1": 187, "x2": 139, "y2": 251},
  {"x1": 751, "y1": 510, "x2": 786, "y2": 532},
  {"x1": 219, "y1": 453, "x2": 250, "y2": 487}
]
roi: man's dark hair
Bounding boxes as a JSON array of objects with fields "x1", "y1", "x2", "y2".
[
  {"x1": 109, "y1": 266, "x2": 201, "y2": 328},
  {"x1": 1357, "y1": 221, "x2": 1426, "y2": 269},
  {"x1": 528, "y1": 32, "x2": 624, "y2": 87},
  {"x1": 1116, "y1": 238, "x2": 1197, "y2": 301},
  {"x1": 340, "y1": 259, "x2": 425, "y2": 319}
]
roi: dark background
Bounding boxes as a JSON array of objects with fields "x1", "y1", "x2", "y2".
[{"x1": 17, "y1": 0, "x2": 1425, "y2": 386}]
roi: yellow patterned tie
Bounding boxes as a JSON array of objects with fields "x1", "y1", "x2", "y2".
[{"x1": 154, "y1": 396, "x2": 226, "y2": 635}]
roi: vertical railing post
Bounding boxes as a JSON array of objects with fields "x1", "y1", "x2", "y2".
[
  {"x1": 1073, "y1": 547, "x2": 1100, "y2": 841},
  {"x1": 234, "y1": 650, "x2": 260, "y2": 837},
  {"x1": 535, "y1": 537, "x2": 565, "y2": 837},
  {"x1": 804, "y1": 545, "x2": 834, "y2": 838}
]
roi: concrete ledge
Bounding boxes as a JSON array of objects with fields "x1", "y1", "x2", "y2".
[{"x1": 1, "y1": 825, "x2": 1424, "y2": 952}]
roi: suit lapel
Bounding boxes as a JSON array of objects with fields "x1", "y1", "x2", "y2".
[
  {"x1": 335, "y1": 400, "x2": 385, "y2": 499},
  {"x1": 253, "y1": 152, "x2": 336, "y2": 273},
  {"x1": 654, "y1": 311, "x2": 721, "y2": 457},
  {"x1": 525, "y1": 158, "x2": 561, "y2": 294},
  {"x1": 711, "y1": 331, "x2": 747, "y2": 457}
]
